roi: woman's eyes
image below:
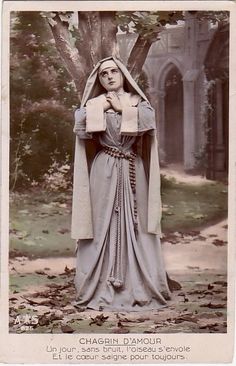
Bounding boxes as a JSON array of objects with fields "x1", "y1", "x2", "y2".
[{"x1": 101, "y1": 69, "x2": 118, "y2": 77}]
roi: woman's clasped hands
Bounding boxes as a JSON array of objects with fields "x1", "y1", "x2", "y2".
[{"x1": 103, "y1": 92, "x2": 122, "y2": 113}]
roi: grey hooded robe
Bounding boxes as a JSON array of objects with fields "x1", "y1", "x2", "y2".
[{"x1": 72, "y1": 57, "x2": 171, "y2": 311}]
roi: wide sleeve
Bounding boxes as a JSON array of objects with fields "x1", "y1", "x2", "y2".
[
  {"x1": 73, "y1": 108, "x2": 93, "y2": 139},
  {"x1": 137, "y1": 100, "x2": 156, "y2": 136},
  {"x1": 120, "y1": 98, "x2": 156, "y2": 136}
]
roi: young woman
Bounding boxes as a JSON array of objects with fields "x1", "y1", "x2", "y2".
[{"x1": 71, "y1": 57, "x2": 171, "y2": 311}]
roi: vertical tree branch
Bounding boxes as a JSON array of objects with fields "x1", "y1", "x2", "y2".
[
  {"x1": 75, "y1": 12, "x2": 102, "y2": 70},
  {"x1": 77, "y1": 12, "x2": 119, "y2": 65},
  {"x1": 48, "y1": 13, "x2": 87, "y2": 100},
  {"x1": 127, "y1": 35, "x2": 153, "y2": 80},
  {"x1": 101, "y1": 12, "x2": 119, "y2": 58}
]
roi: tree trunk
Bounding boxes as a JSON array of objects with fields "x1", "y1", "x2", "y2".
[
  {"x1": 100, "y1": 12, "x2": 120, "y2": 58},
  {"x1": 127, "y1": 35, "x2": 153, "y2": 81},
  {"x1": 75, "y1": 12, "x2": 118, "y2": 68},
  {"x1": 48, "y1": 14, "x2": 88, "y2": 101},
  {"x1": 75, "y1": 12, "x2": 102, "y2": 71},
  {"x1": 47, "y1": 12, "x2": 119, "y2": 101}
]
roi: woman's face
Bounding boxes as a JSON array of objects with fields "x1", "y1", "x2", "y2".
[{"x1": 99, "y1": 65, "x2": 124, "y2": 93}]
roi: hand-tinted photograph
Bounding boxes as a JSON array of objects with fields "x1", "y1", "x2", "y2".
[{"x1": 9, "y1": 9, "x2": 229, "y2": 335}]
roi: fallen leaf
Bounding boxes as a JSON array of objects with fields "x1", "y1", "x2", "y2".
[
  {"x1": 113, "y1": 327, "x2": 130, "y2": 334},
  {"x1": 177, "y1": 292, "x2": 186, "y2": 297},
  {"x1": 200, "y1": 302, "x2": 226, "y2": 309},
  {"x1": 10, "y1": 229, "x2": 29, "y2": 239},
  {"x1": 89, "y1": 314, "x2": 109, "y2": 326},
  {"x1": 213, "y1": 281, "x2": 227, "y2": 287},
  {"x1": 188, "y1": 289, "x2": 204, "y2": 295},
  {"x1": 167, "y1": 277, "x2": 182, "y2": 291},
  {"x1": 213, "y1": 289, "x2": 224, "y2": 294},
  {"x1": 58, "y1": 228, "x2": 70, "y2": 234},
  {"x1": 63, "y1": 309, "x2": 76, "y2": 315},
  {"x1": 30, "y1": 290, "x2": 51, "y2": 298},
  {"x1": 35, "y1": 270, "x2": 47, "y2": 275},
  {"x1": 24, "y1": 297, "x2": 52, "y2": 306},
  {"x1": 197, "y1": 235, "x2": 207, "y2": 241},
  {"x1": 185, "y1": 230, "x2": 200, "y2": 236},
  {"x1": 143, "y1": 330, "x2": 156, "y2": 333},
  {"x1": 175, "y1": 315, "x2": 198, "y2": 324},
  {"x1": 212, "y1": 239, "x2": 227, "y2": 246},
  {"x1": 136, "y1": 316, "x2": 150, "y2": 322},
  {"x1": 61, "y1": 324, "x2": 75, "y2": 333},
  {"x1": 203, "y1": 290, "x2": 214, "y2": 295},
  {"x1": 117, "y1": 317, "x2": 133, "y2": 323},
  {"x1": 162, "y1": 233, "x2": 180, "y2": 244},
  {"x1": 73, "y1": 305, "x2": 86, "y2": 312},
  {"x1": 117, "y1": 320, "x2": 125, "y2": 328},
  {"x1": 64, "y1": 265, "x2": 72, "y2": 274},
  {"x1": 59, "y1": 267, "x2": 75, "y2": 276},
  {"x1": 208, "y1": 284, "x2": 214, "y2": 290},
  {"x1": 47, "y1": 275, "x2": 56, "y2": 279},
  {"x1": 38, "y1": 213, "x2": 50, "y2": 218},
  {"x1": 50, "y1": 313, "x2": 64, "y2": 321},
  {"x1": 38, "y1": 314, "x2": 51, "y2": 326},
  {"x1": 199, "y1": 323, "x2": 219, "y2": 330}
]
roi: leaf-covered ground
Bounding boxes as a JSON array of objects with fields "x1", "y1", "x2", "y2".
[
  {"x1": 9, "y1": 269, "x2": 227, "y2": 334},
  {"x1": 9, "y1": 220, "x2": 227, "y2": 334}
]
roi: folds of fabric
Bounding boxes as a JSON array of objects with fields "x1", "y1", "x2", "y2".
[
  {"x1": 71, "y1": 96, "x2": 162, "y2": 239},
  {"x1": 75, "y1": 151, "x2": 170, "y2": 311}
]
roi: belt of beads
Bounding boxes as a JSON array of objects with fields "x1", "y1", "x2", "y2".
[
  {"x1": 103, "y1": 146, "x2": 136, "y2": 160},
  {"x1": 103, "y1": 146, "x2": 138, "y2": 234}
]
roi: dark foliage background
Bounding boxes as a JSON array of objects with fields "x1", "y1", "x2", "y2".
[{"x1": 10, "y1": 12, "x2": 78, "y2": 189}]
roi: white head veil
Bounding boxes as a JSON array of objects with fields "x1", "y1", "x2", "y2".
[{"x1": 80, "y1": 56, "x2": 148, "y2": 107}]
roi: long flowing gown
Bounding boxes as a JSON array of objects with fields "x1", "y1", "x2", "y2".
[{"x1": 73, "y1": 98, "x2": 171, "y2": 311}]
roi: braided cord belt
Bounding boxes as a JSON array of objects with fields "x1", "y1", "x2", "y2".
[{"x1": 103, "y1": 146, "x2": 138, "y2": 289}]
